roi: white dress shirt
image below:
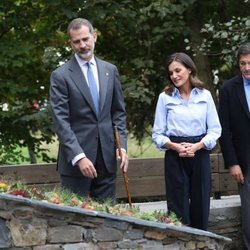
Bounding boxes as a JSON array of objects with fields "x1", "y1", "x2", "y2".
[{"x1": 71, "y1": 54, "x2": 100, "y2": 166}]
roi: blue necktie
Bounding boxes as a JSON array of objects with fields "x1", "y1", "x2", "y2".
[{"x1": 87, "y1": 62, "x2": 99, "y2": 114}]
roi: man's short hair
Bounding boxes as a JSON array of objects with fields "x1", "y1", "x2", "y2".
[{"x1": 67, "y1": 18, "x2": 94, "y2": 38}]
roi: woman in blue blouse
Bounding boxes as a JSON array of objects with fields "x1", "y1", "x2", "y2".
[{"x1": 152, "y1": 52, "x2": 221, "y2": 230}]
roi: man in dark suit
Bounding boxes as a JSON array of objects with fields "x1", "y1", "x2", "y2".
[
  {"x1": 50, "y1": 18, "x2": 128, "y2": 202},
  {"x1": 219, "y1": 42, "x2": 250, "y2": 249}
]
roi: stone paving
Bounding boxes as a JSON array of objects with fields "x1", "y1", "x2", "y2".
[{"x1": 136, "y1": 195, "x2": 241, "y2": 212}]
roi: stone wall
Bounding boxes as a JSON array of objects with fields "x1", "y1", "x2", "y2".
[
  {"x1": 0, "y1": 194, "x2": 231, "y2": 250},
  {"x1": 208, "y1": 204, "x2": 244, "y2": 250}
]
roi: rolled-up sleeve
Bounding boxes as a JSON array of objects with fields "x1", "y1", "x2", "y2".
[
  {"x1": 152, "y1": 94, "x2": 170, "y2": 150},
  {"x1": 201, "y1": 92, "x2": 222, "y2": 150}
]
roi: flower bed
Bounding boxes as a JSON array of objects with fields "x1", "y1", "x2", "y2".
[{"x1": 0, "y1": 177, "x2": 181, "y2": 226}]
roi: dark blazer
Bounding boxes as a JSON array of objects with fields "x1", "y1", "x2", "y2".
[
  {"x1": 219, "y1": 75, "x2": 250, "y2": 174},
  {"x1": 50, "y1": 55, "x2": 127, "y2": 176}
]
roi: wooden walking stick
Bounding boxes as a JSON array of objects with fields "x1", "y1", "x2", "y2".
[{"x1": 113, "y1": 126, "x2": 132, "y2": 208}]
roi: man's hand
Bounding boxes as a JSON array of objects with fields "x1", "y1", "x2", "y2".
[
  {"x1": 229, "y1": 165, "x2": 244, "y2": 184},
  {"x1": 117, "y1": 149, "x2": 129, "y2": 172},
  {"x1": 77, "y1": 157, "x2": 97, "y2": 179}
]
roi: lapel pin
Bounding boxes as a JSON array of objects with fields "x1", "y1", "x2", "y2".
[{"x1": 106, "y1": 72, "x2": 109, "y2": 76}]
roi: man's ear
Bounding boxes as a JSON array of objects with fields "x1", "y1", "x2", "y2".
[{"x1": 93, "y1": 32, "x2": 97, "y2": 42}]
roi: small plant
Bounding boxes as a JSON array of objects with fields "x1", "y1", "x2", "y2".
[{"x1": 0, "y1": 176, "x2": 182, "y2": 226}]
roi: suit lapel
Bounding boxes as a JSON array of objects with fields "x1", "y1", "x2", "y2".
[
  {"x1": 96, "y1": 57, "x2": 109, "y2": 113},
  {"x1": 235, "y1": 76, "x2": 250, "y2": 120},
  {"x1": 68, "y1": 56, "x2": 97, "y2": 115}
]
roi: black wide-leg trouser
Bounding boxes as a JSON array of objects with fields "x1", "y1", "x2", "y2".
[{"x1": 164, "y1": 136, "x2": 211, "y2": 230}]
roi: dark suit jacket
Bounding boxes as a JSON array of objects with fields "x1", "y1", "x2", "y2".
[
  {"x1": 50, "y1": 55, "x2": 127, "y2": 176},
  {"x1": 219, "y1": 75, "x2": 250, "y2": 174}
]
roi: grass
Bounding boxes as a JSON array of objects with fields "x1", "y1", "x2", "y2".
[
  {"x1": 17, "y1": 134, "x2": 164, "y2": 164},
  {"x1": 42, "y1": 134, "x2": 164, "y2": 160},
  {"x1": 127, "y1": 135, "x2": 164, "y2": 158}
]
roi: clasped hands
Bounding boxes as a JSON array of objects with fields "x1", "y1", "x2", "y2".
[{"x1": 173, "y1": 141, "x2": 204, "y2": 157}]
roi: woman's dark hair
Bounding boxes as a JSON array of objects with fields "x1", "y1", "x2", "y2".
[{"x1": 164, "y1": 52, "x2": 204, "y2": 95}]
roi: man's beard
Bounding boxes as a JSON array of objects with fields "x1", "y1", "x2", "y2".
[
  {"x1": 77, "y1": 43, "x2": 95, "y2": 60},
  {"x1": 77, "y1": 49, "x2": 93, "y2": 60}
]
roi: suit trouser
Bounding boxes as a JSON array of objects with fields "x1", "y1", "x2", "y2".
[
  {"x1": 164, "y1": 142, "x2": 211, "y2": 230},
  {"x1": 60, "y1": 142, "x2": 116, "y2": 202},
  {"x1": 239, "y1": 168, "x2": 250, "y2": 250}
]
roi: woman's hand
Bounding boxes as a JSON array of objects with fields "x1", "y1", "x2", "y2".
[
  {"x1": 165, "y1": 142, "x2": 188, "y2": 156},
  {"x1": 179, "y1": 141, "x2": 204, "y2": 157},
  {"x1": 165, "y1": 141, "x2": 204, "y2": 157}
]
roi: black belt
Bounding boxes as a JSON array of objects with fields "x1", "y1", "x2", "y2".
[{"x1": 169, "y1": 134, "x2": 205, "y2": 143}]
